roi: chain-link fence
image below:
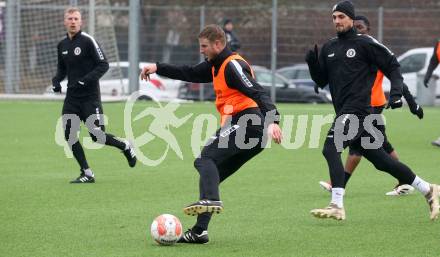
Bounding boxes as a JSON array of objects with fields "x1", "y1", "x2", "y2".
[
  {"x1": 1, "y1": 0, "x2": 121, "y2": 94},
  {"x1": 2, "y1": 0, "x2": 440, "y2": 98}
]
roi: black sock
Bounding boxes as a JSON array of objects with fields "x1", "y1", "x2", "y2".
[
  {"x1": 104, "y1": 134, "x2": 126, "y2": 150},
  {"x1": 344, "y1": 171, "x2": 352, "y2": 187},
  {"x1": 193, "y1": 213, "x2": 212, "y2": 233},
  {"x1": 71, "y1": 141, "x2": 89, "y2": 170}
]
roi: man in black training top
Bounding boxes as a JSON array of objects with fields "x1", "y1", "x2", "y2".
[
  {"x1": 52, "y1": 7, "x2": 136, "y2": 183},
  {"x1": 317, "y1": 15, "x2": 424, "y2": 197},
  {"x1": 306, "y1": 1, "x2": 439, "y2": 221}
]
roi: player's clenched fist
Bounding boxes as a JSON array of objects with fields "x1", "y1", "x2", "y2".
[{"x1": 140, "y1": 63, "x2": 157, "y2": 81}]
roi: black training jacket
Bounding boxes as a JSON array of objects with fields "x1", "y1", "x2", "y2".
[
  {"x1": 310, "y1": 28, "x2": 403, "y2": 116},
  {"x1": 156, "y1": 47, "x2": 279, "y2": 121},
  {"x1": 52, "y1": 31, "x2": 109, "y2": 98}
]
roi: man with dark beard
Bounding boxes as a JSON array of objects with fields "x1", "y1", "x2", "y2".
[
  {"x1": 317, "y1": 14, "x2": 424, "y2": 197},
  {"x1": 306, "y1": 1, "x2": 438, "y2": 221}
]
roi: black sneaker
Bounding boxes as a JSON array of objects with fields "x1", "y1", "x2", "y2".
[
  {"x1": 70, "y1": 170, "x2": 95, "y2": 183},
  {"x1": 177, "y1": 229, "x2": 209, "y2": 244},
  {"x1": 122, "y1": 141, "x2": 136, "y2": 167},
  {"x1": 183, "y1": 200, "x2": 223, "y2": 216}
]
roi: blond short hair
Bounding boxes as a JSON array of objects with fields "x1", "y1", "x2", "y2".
[
  {"x1": 198, "y1": 24, "x2": 226, "y2": 45},
  {"x1": 64, "y1": 7, "x2": 81, "y2": 18}
]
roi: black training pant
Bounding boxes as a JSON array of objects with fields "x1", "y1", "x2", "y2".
[
  {"x1": 194, "y1": 108, "x2": 265, "y2": 201},
  {"x1": 323, "y1": 113, "x2": 416, "y2": 189},
  {"x1": 62, "y1": 96, "x2": 125, "y2": 170}
]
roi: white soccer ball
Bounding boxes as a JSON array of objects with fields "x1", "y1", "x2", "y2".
[{"x1": 150, "y1": 214, "x2": 182, "y2": 245}]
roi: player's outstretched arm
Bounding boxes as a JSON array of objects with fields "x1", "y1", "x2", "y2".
[{"x1": 141, "y1": 61, "x2": 212, "y2": 83}]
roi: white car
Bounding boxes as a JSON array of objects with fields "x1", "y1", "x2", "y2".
[
  {"x1": 382, "y1": 47, "x2": 440, "y2": 98},
  {"x1": 45, "y1": 61, "x2": 183, "y2": 101}
]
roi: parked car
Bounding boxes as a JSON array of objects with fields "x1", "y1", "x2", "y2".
[
  {"x1": 45, "y1": 62, "x2": 183, "y2": 101},
  {"x1": 277, "y1": 63, "x2": 316, "y2": 88},
  {"x1": 277, "y1": 63, "x2": 331, "y2": 92},
  {"x1": 178, "y1": 66, "x2": 332, "y2": 103},
  {"x1": 382, "y1": 47, "x2": 440, "y2": 98}
]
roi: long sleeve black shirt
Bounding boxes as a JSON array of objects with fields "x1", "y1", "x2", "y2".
[
  {"x1": 309, "y1": 28, "x2": 404, "y2": 116},
  {"x1": 52, "y1": 31, "x2": 109, "y2": 99}
]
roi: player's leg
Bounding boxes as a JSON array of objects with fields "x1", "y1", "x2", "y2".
[
  {"x1": 185, "y1": 129, "x2": 228, "y2": 217},
  {"x1": 81, "y1": 99, "x2": 136, "y2": 167},
  {"x1": 62, "y1": 99, "x2": 95, "y2": 183},
  {"x1": 311, "y1": 116, "x2": 356, "y2": 220},
  {"x1": 189, "y1": 146, "x2": 264, "y2": 239},
  {"x1": 319, "y1": 146, "x2": 361, "y2": 192},
  {"x1": 345, "y1": 147, "x2": 362, "y2": 176},
  {"x1": 188, "y1": 125, "x2": 253, "y2": 215},
  {"x1": 219, "y1": 147, "x2": 264, "y2": 182},
  {"x1": 179, "y1": 128, "x2": 236, "y2": 244},
  {"x1": 376, "y1": 118, "x2": 415, "y2": 196},
  {"x1": 361, "y1": 146, "x2": 439, "y2": 220},
  {"x1": 311, "y1": 135, "x2": 346, "y2": 220},
  {"x1": 179, "y1": 118, "x2": 264, "y2": 243},
  {"x1": 312, "y1": 114, "x2": 367, "y2": 220}
]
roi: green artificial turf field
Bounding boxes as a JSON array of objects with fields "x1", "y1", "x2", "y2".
[{"x1": 1, "y1": 100, "x2": 440, "y2": 257}]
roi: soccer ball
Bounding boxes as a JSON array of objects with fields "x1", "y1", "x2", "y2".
[{"x1": 150, "y1": 214, "x2": 182, "y2": 245}]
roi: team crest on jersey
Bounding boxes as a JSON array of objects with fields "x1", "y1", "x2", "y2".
[
  {"x1": 74, "y1": 47, "x2": 81, "y2": 55},
  {"x1": 346, "y1": 48, "x2": 356, "y2": 58}
]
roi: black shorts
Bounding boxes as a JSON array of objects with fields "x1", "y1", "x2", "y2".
[{"x1": 62, "y1": 97, "x2": 105, "y2": 131}]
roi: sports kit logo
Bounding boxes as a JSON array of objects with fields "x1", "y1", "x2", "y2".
[
  {"x1": 74, "y1": 47, "x2": 81, "y2": 55},
  {"x1": 346, "y1": 48, "x2": 356, "y2": 58}
]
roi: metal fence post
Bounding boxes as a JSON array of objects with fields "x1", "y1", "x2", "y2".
[
  {"x1": 270, "y1": 0, "x2": 278, "y2": 103},
  {"x1": 377, "y1": 6, "x2": 383, "y2": 42},
  {"x1": 199, "y1": 5, "x2": 205, "y2": 102},
  {"x1": 128, "y1": 0, "x2": 139, "y2": 94},
  {"x1": 5, "y1": 0, "x2": 16, "y2": 93},
  {"x1": 89, "y1": 0, "x2": 95, "y2": 36},
  {"x1": 14, "y1": 0, "x2": 21, "y2": 93}
]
